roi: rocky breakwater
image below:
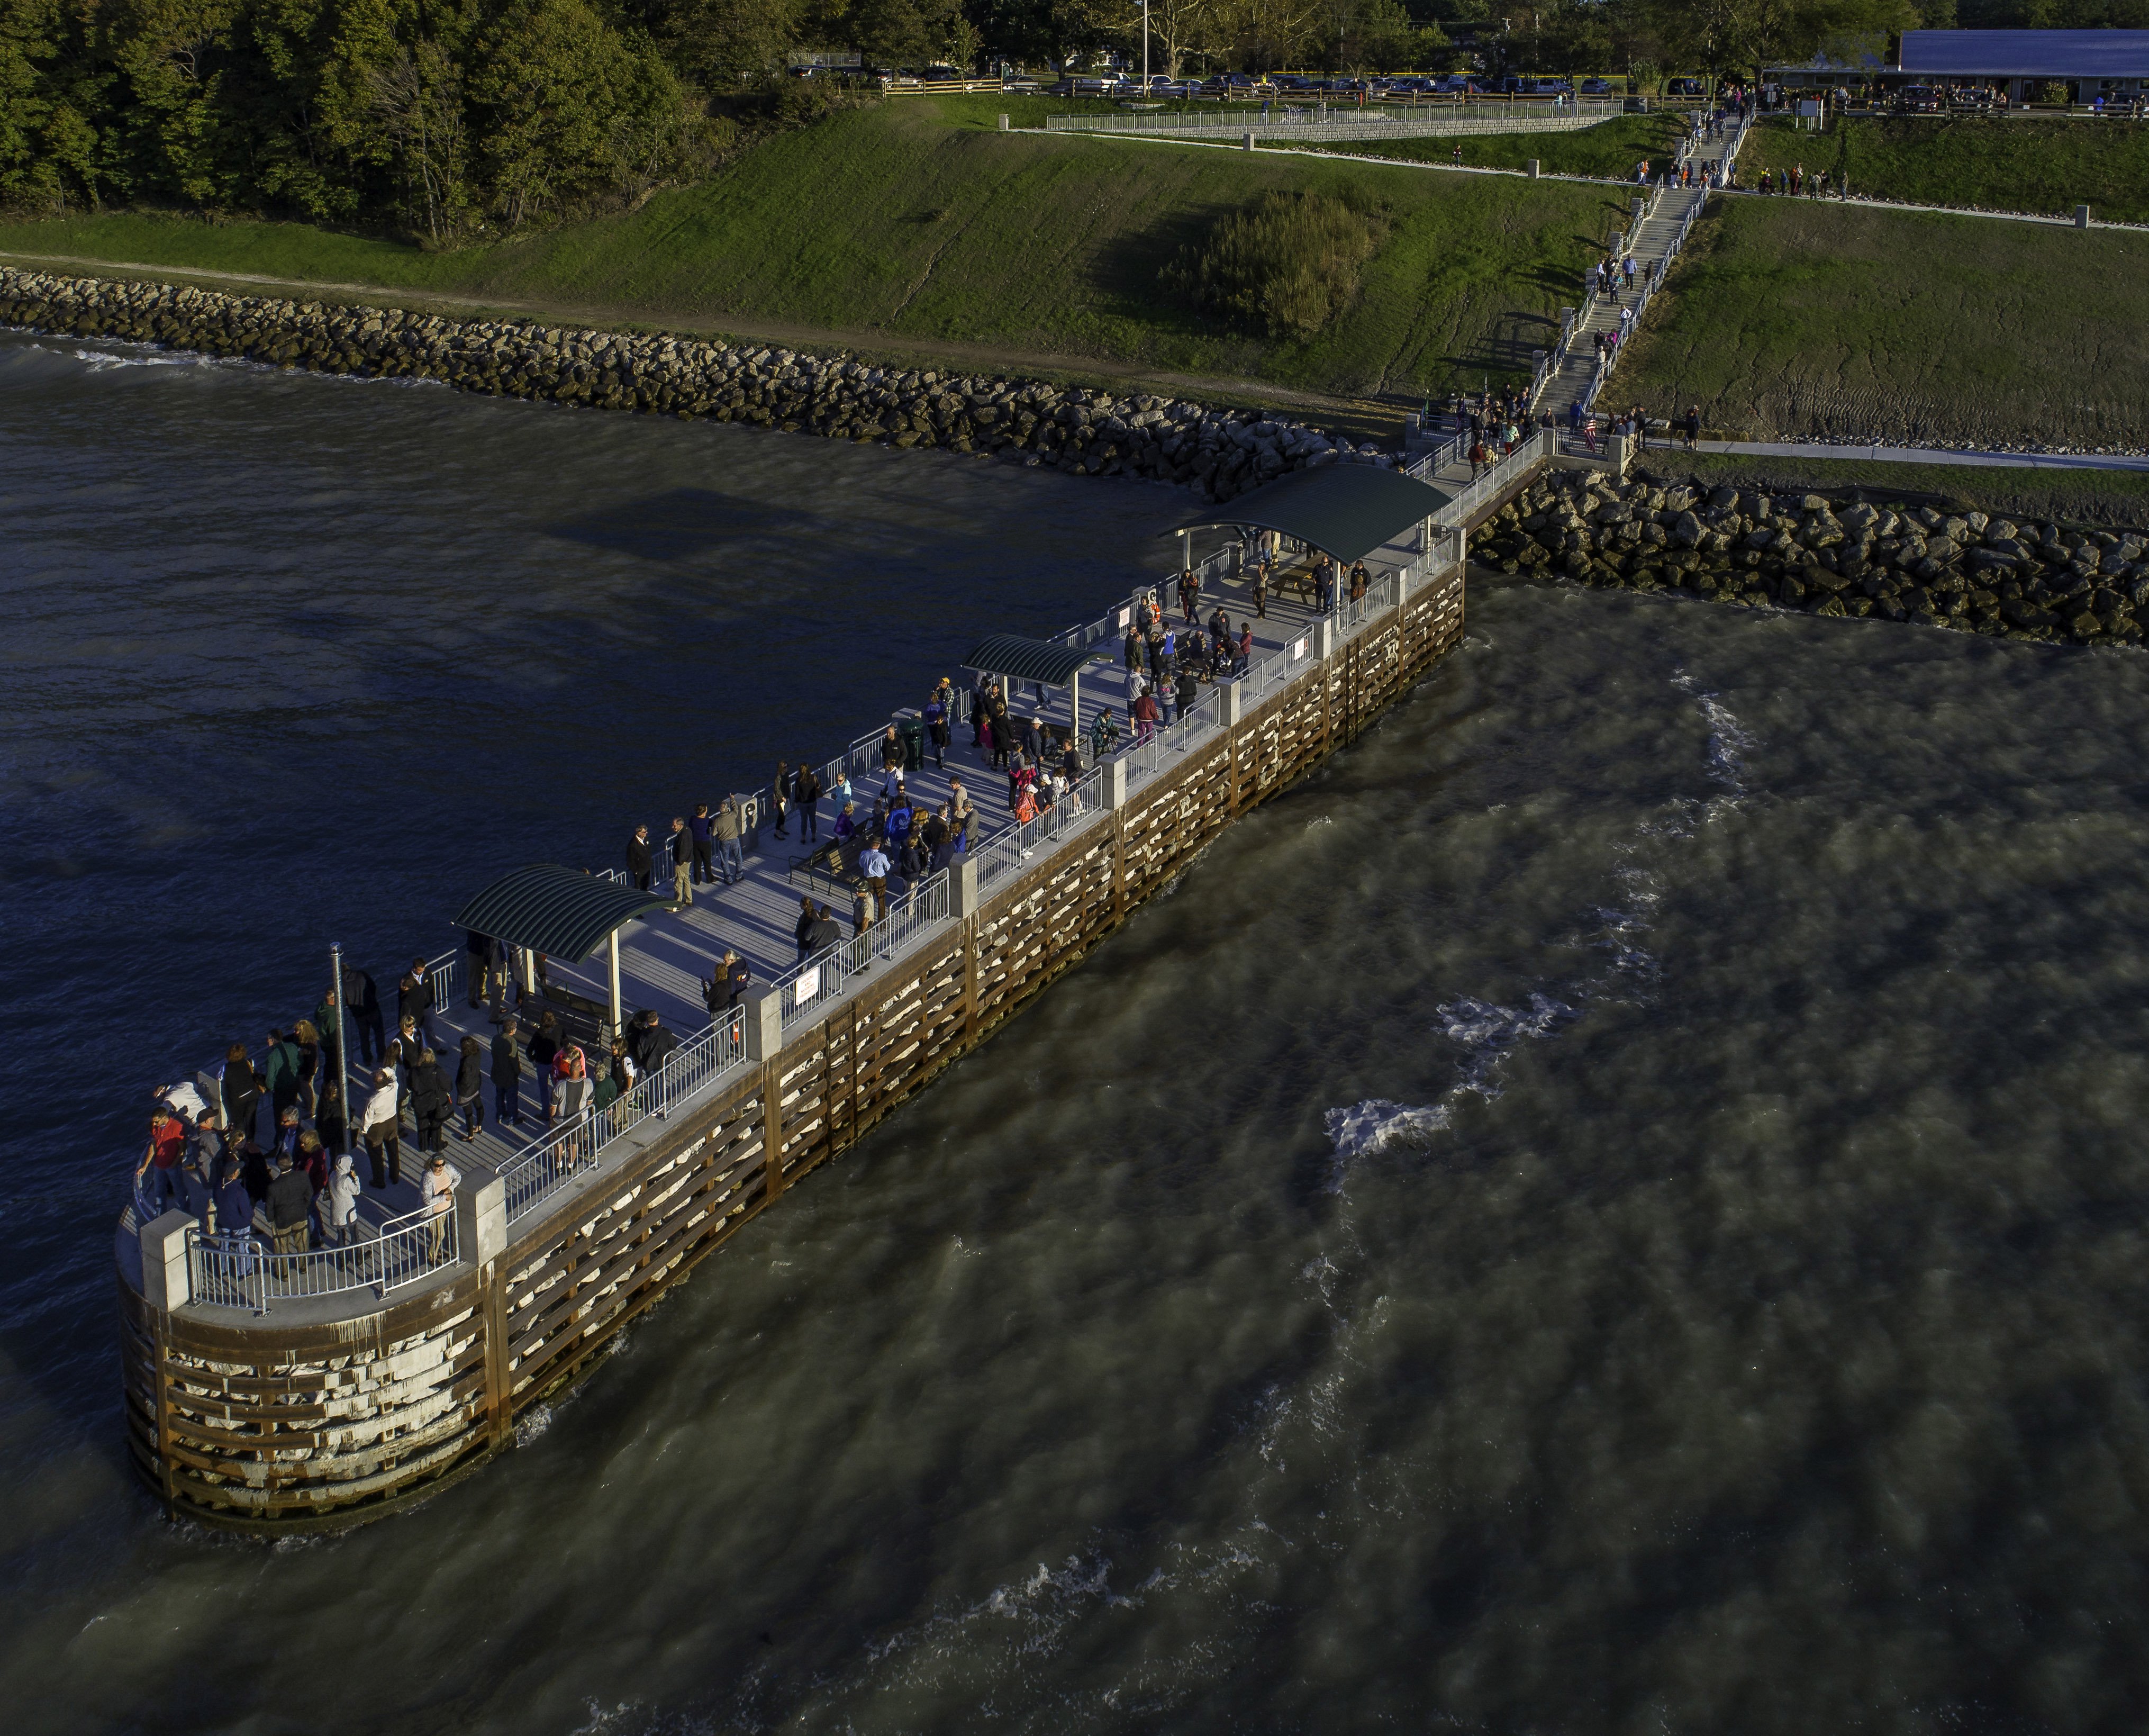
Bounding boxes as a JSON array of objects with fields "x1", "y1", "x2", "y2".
[
  {"x1": 1470, "y1": 468, "x2": 2149, "y2": 647},
  {"x1": 0, "y1": 267, "x2": 1395, "y2": 500}
]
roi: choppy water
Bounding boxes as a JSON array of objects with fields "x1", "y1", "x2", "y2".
[{"x1": 7, "y1": 331, "x2": 2149, "y2": 1735}]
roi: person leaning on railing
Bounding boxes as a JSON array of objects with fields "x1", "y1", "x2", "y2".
[{"x1": 420, "y1": 1154, "x2": 456, "y2": 1263}]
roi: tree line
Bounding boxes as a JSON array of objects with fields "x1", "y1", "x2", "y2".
[{"x1": 1, "y1": 0, "x2": 1971, "y2": 237}]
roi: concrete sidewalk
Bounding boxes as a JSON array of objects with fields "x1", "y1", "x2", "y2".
[{"x1": 1692, "y1": 439, "x2": 2149, "y2": 473}]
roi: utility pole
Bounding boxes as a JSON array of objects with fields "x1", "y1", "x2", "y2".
[{"x1": 1143, "y1": 0, "x2": 1150, "y2": 87}]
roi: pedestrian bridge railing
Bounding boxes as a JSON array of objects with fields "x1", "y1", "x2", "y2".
[
  {"x1": 184, "y1": 1199, "x2": 457, "y2": 1313},
  {"x1": 1426, "y1": 430, "x2": 1558, "y2": 526}
]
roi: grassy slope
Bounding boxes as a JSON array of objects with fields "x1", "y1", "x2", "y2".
[
  {"x1": 0, "y1": 97, "x2": 1625, "y2": 401},
  {"x1": 1323, "y1": 111, "x2": 1690, "y2": 181},
  {"x1": 1615, "y1": 196, "x2": 2149, "y2": 448},
  {"x1": 1738, "y1": 114, "x2": 2149, "y2": 222},
  {"x1": 1667, "y1": 453, "x2": 2149, "y2": 529}
]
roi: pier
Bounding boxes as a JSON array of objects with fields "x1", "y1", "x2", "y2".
[{"x1": 116, "y1": 435, "x2": 1588, "y2": 1532}]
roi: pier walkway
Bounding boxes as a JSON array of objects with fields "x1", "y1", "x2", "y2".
[
  {"x1": 131, "y1": 467, "x2": 1489, "y2": 1297},
  {"x1": 120, "y1": 440, "x2": 1608, "y2": 1530}
]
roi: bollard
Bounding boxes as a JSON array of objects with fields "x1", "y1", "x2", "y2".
[
  {"x1": 1100, "y1": 757, "x2": 1129, "y2": 810},
  {"x1": 1528, "y1": 158, "x2": 1540, "y2": 178},
  {"x1": 2076, "y1": 204, "x2": 2091, "y2": 228},
  {"x1": 998, "y1": 113, "x2": 1010, "y2": 131},
  {"x1": 1243, "y1": 131, "x2": 1256, "y2": 151}
]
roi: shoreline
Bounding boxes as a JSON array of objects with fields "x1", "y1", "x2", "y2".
[
  {"x1": 1471, "y1": 467, "x2": 2149, "y2": 648},
  {"x1": 0, "y1": 266, "x2": 1403, "y2": 503}
]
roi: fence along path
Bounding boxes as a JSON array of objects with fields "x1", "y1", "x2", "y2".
[
  {"x1": 1040, "y1": 98, "x2": 1622, "y2": 145},
  {"x1": 1532, "y1": 111, "x2": 1753, "y2": 432}
]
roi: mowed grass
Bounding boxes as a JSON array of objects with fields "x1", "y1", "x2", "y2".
[
  {"x1": 1615, "y1": 196, "x2": 2149, "y2": 448},
  {"x1": 1670, "y1": 452, "x2": 2149, "y2": 529},
  {"x1": 0, "y1": 97, "x2": 1625, "y2": 399},
  {"x1": 1738, "y1": 114, "x2": 2149, "y2": 222},
  {"x1": 1324, "y1": 111, "x2": 1691, "y2": 182}
]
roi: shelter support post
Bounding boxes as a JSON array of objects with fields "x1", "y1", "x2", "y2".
[{"x1": 607, "y1": 930, "x2": 623, "y2": 1039}]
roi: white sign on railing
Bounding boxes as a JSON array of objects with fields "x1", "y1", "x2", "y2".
[
  {"x1": 792, "y1": 965, "x2": 821, "y2": 1005},
  {"x1": 1292, "y1": 636, "x2": 1309, "y2": 661}
]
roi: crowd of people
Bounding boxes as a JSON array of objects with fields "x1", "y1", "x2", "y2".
[
  {"x1": 138, "y1": 952, "x2": 702, "y2": 1271},
  {"x1": 139, "y1": 544, "x2": 1383, "y2": 1269}
]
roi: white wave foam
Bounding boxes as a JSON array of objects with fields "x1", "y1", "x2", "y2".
[
  {"x1": 1322, "y1": 1099, "x2": 1452, "y2": 1162},
  {"x1": 71, "y1": 346, "x2": 202, "y2": 372},
  {"x1": 1436, "y1": 992, "x2": 1579, "y2": 1096},
  {"x1": 514, "y1": 1403, "x2": 552, "y2": 1447},
  {"x1": 1672, "y1": 671, "x2": 1758, "y2": 793}
]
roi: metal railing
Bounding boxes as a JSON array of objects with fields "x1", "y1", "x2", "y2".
[
  {"x1": 765, "y1": 867, "x2": 955, "y2": 1029},
  {"x1": 495, "y1": 1009, "x2": 747, "y2": 1225},
  {"x1": 186, "y1": 1198, "x2": 457, "y2": 1312},
  {"x1": 1432, "y1": 429, "x2": 1558, "y2": 526}
]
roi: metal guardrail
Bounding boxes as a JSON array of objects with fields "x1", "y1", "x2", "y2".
[
  {"x1": 1430, "y1": 430, "x2": 1558, "y2": 525},
  {"x1": 495, "y1": 1010, "x2": 748, "y2": 1225},
  {"x1": 186, "y1": 1199, "x2": 456, "y2": 1312}
]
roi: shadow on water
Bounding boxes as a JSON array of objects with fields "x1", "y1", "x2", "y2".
[{"x1": 548, "y1": 487, "x2": 852, "y2": 564}]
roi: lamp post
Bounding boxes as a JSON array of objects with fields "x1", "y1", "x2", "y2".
[{"x1": 1143, "y1": 0, "x2": 1150, "y2": 89}]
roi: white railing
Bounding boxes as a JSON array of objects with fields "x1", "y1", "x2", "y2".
[
  {"x1": 495, "y1": 1009, "x2": 747, "y2": 1225},
  {"x1": 765, "y1": 867, "x2": 956, "y2": 1030},
  {"x1": 1433, "y1": 429, "x2": 1557, "y2": 526},
  {"x1": 186, "y1": 1199, "x2": 457, "y2": 1312}
]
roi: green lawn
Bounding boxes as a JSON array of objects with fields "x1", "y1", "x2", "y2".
[
  {"x1": 1615, "y1": 196, "x2": 2149, "y2": 449},
  {"x1": 1737, "y1": 114, "x2": 2149, "y2": 223},
  {"x1": 1322, "y1": 112, "x2": 1691, "y2": 182},
  {"x1": 1665, "y1": 453, "x2": 2149, "y2": 530},
  {"x1": 0, "y1": 97, "x2": 1627, "y2": 402}
]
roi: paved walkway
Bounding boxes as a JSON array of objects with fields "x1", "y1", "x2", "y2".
[
  {"x1": 1691, "y1": 439, "x2": 2149, "y2": 472},
  {"x1": 1535, "y1": 120, "x2": 1746, "y2": 430}
]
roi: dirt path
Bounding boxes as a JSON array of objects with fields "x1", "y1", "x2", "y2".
[{"x1": 0, "y1": 248, "x2": 1407, "y2": 440}]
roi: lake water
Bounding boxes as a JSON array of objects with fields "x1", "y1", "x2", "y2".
[{"x1": 6, "y1": 329, "x2": 2149, "y2": 1735}]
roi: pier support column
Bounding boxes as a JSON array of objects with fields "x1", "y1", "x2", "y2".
[
  {"x1": 140, "y1": 1210, "x2": 194, "y2": 1311},
  {"x1": 948, "y1": 856, "x2": 981, "y2": 918},
  {"x1": 743, "y1": 989, "x2": 786, "y2": 1201},
  {"x1": 456, "y1": 1169, "x2": 513, "y2": 1450},
  {"x1": 742, "y1": 987, "x2": 783, "y2": 1063},
  {"x1": 1100, "y1": 757, "x2": 1128, "y2": 811}
]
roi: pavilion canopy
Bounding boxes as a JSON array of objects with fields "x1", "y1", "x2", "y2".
[
  {"x1": 961, "y1": 634, "x2": 1109, "y2": 689},
  {"x1": 453, "y1": 863, "x2": 671, "y2": 963},
  {"x1": 1173, "y1": 464, "x2": 1453, "y2": 565}
]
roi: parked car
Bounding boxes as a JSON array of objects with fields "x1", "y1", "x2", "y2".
[
  {"x1": 1665, "y1": 76, "x2": 1706, "y2": 97},
  {"x1": 1580, "y1": 77, "x2": 1613, "y2": 96}
]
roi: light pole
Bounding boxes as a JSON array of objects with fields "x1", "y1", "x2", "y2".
[{"x1": 1143, "y1": 0, "x2": 1150, "y2": 88}]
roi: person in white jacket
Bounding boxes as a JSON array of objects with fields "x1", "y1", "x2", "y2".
[
  {"x1": 359, "y1": 1068, "x2": 402, "y2": 1189},
  {"x1": 320, "y1": 1153, "x2": 361, "y2": 1247}
]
